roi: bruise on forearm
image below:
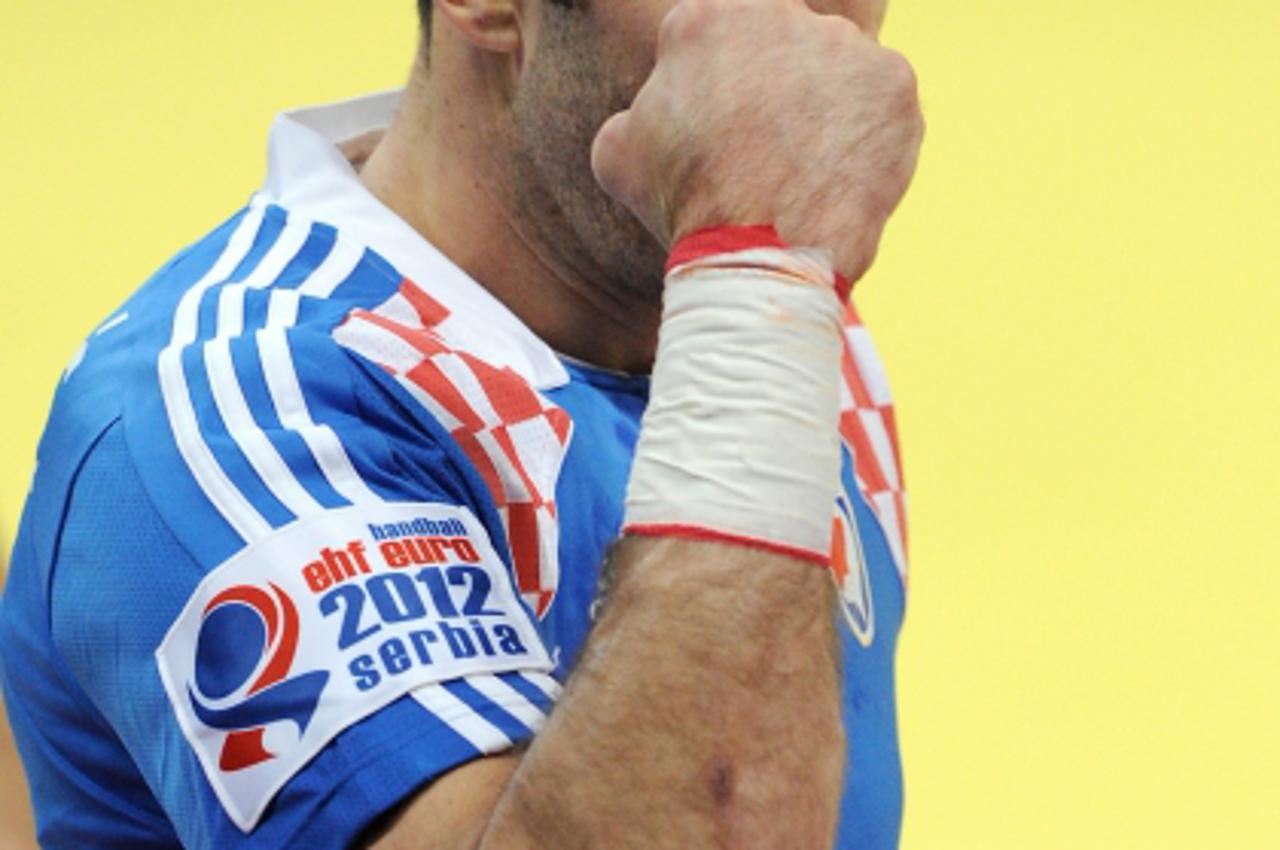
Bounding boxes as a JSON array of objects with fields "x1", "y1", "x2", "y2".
[{"x1": 479, "y1": 536, "x2": 845, "y2": 850}]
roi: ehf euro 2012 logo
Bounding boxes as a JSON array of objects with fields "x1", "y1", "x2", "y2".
[
  {"x1": 158, "y1": 503, "x2": 552, "y2": 832},
  {"x1": 831, "y1": 491, "x2": 875, "y2": 647},
  {"x1": 188, "y1": 583, "x2": 330, "y2": 773}
]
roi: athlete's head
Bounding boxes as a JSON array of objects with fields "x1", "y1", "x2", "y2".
[{"x1": 414, "y1": 0, "x2": 890, "y2": 304}]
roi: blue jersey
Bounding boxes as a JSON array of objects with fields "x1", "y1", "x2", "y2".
[{"x1": 0, "y1": 93, "x2": 910, "y2": 849}]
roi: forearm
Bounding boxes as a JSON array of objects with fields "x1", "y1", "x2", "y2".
[
  {"x1": 480, "y1": 536, "x2": 844, "y2": 850},
  {"x1": 479, "y1": 229, "x2": 849, "y2": 849}
]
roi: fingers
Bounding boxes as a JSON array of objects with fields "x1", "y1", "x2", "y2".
[{"x1": 595, "y1": 0, "x2": 922, "y2": 266}]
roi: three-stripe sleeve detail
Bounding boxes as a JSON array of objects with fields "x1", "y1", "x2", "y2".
[
  {"x1": 411, "y1": 685, "x2": 514, "y2": 755},
  {"x1": 201, "y1": 213, "x2": 328, "y2": 521},
  {"x1": 467, "y1": 674, "x2": 553, "y2": 734},
  {"x1": 159, "y1": 206, "x2": 386, "y2": 538},
  {"x1": 158, "y1": 204, "x2": 274, "y2": 542}
]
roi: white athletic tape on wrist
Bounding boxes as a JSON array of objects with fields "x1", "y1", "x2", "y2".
[{"x1": 623, "y1": 227, "x2": 846, "y2": 563}]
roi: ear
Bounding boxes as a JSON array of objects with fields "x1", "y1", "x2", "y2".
[{"x1": 434, "y1": 0, "x2": 523, "y2": 54}]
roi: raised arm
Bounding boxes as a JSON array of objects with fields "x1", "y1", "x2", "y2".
[{"x1": 369, "y1": 2, "x2": 922, "y2": 848}]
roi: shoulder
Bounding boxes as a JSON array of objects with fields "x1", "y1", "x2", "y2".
[
  {"x1": 45, "y1": 192, "x2": 578, "y2": 615},
  {"x1": 38, "y1": 198, "x2": 505, "y2": 572}
]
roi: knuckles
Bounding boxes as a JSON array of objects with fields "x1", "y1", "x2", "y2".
[
  {"x1": 880, "y1": 49, "x2": 920, "y2": 103},
  {"x1": 868, "y1": 48, "x2": 923, "y2": 134}
]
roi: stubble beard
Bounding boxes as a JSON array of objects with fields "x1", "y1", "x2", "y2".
[{"x1": 504, "y1": 8, "x2": 668, "y2": 313}]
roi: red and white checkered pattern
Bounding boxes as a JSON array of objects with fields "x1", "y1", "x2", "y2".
[
  {"x1": 838, "y1": 301, "x2": 909, "y2": 587},
  {"x1": 334, "y1": 276, "x2": 906, "y2": 604},
  {"x1": 334, "y1": 279, "x2": 572, "y2": 619}
]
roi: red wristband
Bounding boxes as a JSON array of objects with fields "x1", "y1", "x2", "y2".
[{"x1": 666, "y1": 224, "x2": 852, "y2": 302}]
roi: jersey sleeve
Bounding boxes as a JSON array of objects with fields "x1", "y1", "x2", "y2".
[{"x1": 49, "y1": 323, "x2": 561, "y2": 849}]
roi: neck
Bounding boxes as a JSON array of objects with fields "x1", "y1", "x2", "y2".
[{"x1": 358, "y1": 54, "x2": 661, "y2": 374}]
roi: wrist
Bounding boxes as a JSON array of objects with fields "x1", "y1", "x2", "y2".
[
  {"x1": 622, "y1": 225, "x2": 847, "y2": 563},
  {"x1": 666, "y1": 224, "x2": 853, "y2": 302}
]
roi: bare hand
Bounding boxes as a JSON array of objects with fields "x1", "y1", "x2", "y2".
[{"x1": 591, "y1": 0, "x2": 924, "y2": 281}]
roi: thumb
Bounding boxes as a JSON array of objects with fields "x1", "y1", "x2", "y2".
[
  {"x1": 590, "y1": 109, "x2": 637, "y2": 207},
  {"x1": 592, "y1": 109, "x2": 671, "y2": 245}
]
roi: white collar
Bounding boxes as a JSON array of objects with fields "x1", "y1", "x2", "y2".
[{"x1": 257, "y1": 89, "x2": 570, "y2": 390}]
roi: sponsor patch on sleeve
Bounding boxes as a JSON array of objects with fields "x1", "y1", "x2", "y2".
[{"x1": 155, "y1": 502, "x2": 552, "y2": 832}]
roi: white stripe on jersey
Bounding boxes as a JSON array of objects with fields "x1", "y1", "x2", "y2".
[
  {"x1": 265, "y1": 236, "x2": 364, "y2": 328},
  {"x1": 298, "y1": 238, "x2": 366, "y2": 299},
  {"x1": 257, "y1": 325, "x2": 382, "y2": 506},
  {"x1": 516, "y1": 672, "x2": 564, "y2": 703},
  {"x1": 159, "y1": 203, "x2": 273, "y2": 541},
  {"x1": 201, "y1": 215, "x2": 354, "y2": 522},
  {"x1": 264, "y1": 289, "x2": 301, "y2": 331},
  {"x1": 412, "y1": 684, "x2": 513, "y2": 755},
  {"x1": 254, "y1": 231, "x2": 380, "y2": 508},
  {"x1": 215, "y1": 216, "x2": 311, "y2": 339},
  {"x1": 204, "y1": 334, "x2": 326, "y2": 520},
  {"x1": 468, "y1": 674, "x2": 551, "y2": 734},
  {"x1": 94, "y1": 311, "x2": 130, "y2": 336}
]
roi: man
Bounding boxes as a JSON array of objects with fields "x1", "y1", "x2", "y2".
[{"x1": 0, "y1": 0, "x2": 922, "y2": 847}]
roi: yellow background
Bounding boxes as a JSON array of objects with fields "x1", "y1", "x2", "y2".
[{"x1": 1, "y1": 2, "x2": 1276, "y2": 847}]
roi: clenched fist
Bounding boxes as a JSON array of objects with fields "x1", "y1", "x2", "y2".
[{"x1": 591, "y1": 0, "x2": 924, "y2": 281}]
